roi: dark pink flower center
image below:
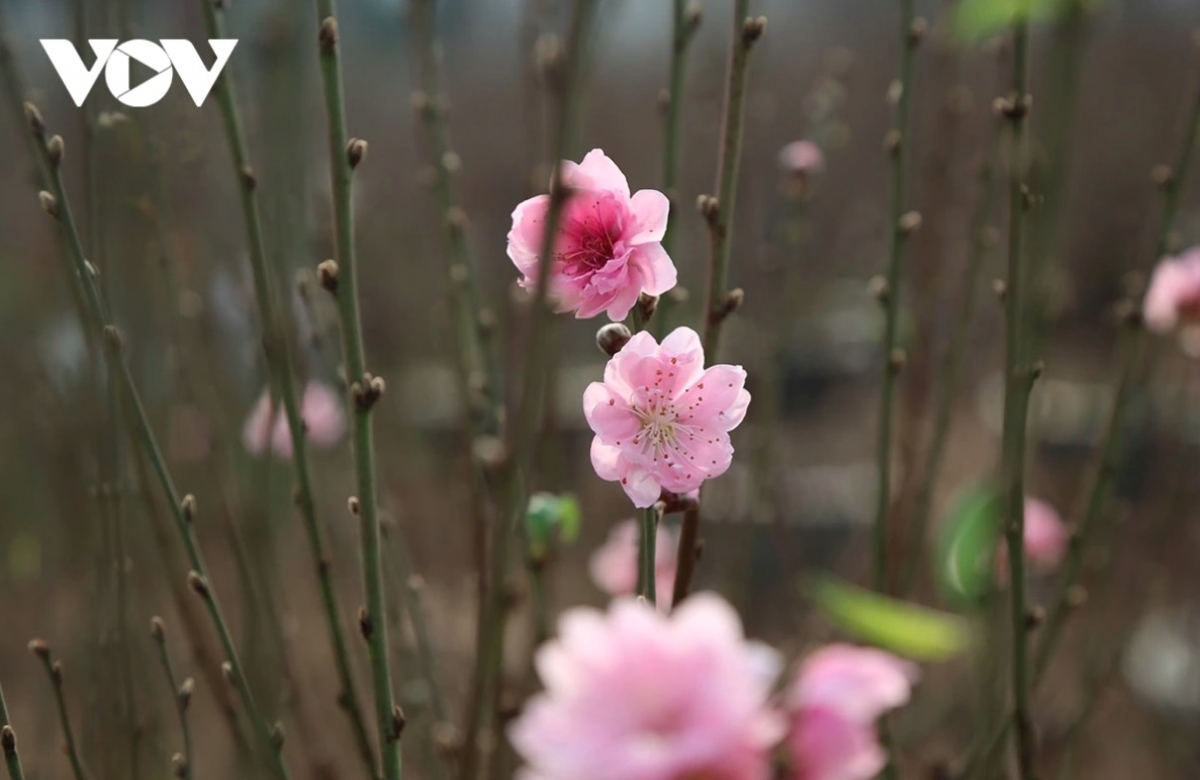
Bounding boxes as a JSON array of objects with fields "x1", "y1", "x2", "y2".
[{"x1": 555, "y1": 194, "x2": 627, "y2": 278}]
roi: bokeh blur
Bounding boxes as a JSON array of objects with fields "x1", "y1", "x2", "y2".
[{"x1": 2, "y1": 0, "x2": 1200, "y2": 777}]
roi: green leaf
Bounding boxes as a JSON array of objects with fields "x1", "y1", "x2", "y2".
[
  {"x1": 525, "y1": 492, "x2": 583, "y2": 557},
  {"x1": 809, "y1": 576, "x2": 970, "y2": 661},
  {"x1": 935, "y1": 484, "x2": 1003, "y2": 608},
  {"x1": 954, "y1": 0, "x2": 1078, "y2": 43}
]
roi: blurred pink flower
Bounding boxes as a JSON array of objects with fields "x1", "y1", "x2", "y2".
[
  {"x1": 509, "y1": 594, "x2": 784, "y2": 780},
  {"x1": 778, "y1": 140, "x2": 826, "y2": 175},
  {"x1": 583, "y1": 327, "x2": 751, "y2": 508},
  {"x1": 1144, "y1": 248, "x2": 1200, "y2": 333},
  {"x1": 243, "y1": 381, "x2": 346, "y2": 459},
  {"x1": 786, "y1": 644, "x2": 918, "y2": 780},
  {"x1": 997, "y1": 497, "x2": 1069, "y2": 575},
  {"x1": 507, "y1": 149, "x2": 677, "y2": 320},
  {"x1": 588, "y1": 519, "x2": 678, "y2": 609}
]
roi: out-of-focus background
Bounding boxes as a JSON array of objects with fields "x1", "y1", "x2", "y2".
[{"x1": 2, "y1": 0, "x2": 1200, "y2": 777}]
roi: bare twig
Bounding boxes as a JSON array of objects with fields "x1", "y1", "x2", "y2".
[
  {"x1": 29, "y1": 641, "x2": 90, "y2": 780},
  {"x1": 196, "y1": 2, "x2": 375, "y2": 770},
  {"x1": 150, "y1": 618, "x2": 194, "y2": 780},
  {"x1": 24, "y1": 104, "x2": 288, "y2": 780}
]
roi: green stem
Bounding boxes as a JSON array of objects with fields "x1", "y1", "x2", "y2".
[
  {"x1": 384, "y1": 526, "x2": 449, "y2": 729},
  {"x1": 1155, "y1": 66, "x2": 1200, "y2": 262},
  {"x1": 700, "y1": 0, "x2": 761, "y2": 360},
  {"x1": 411, "y1": 0, "x2": 503, "y2": 438},
  {"x1": 150, "y1": 619, "x2": 194, "y2": 780},
  {"x1": 1033, "y1": 58, "x2": 1200, "y2": 687},
  {"x1": 197, "y1": 3, "x2": 375, "y2": 773},
  {"x1": 31, "y1": 645, "x2": 90, "y2": 780},
  {"x1": 463, "y1": 5, "x2": 598, "y2": 778},
  {"x1": 670, "y1": 505, "x2": 702, "y2": 607},
  {"x1": 653, "y1": 0, "x2": 700, "y2": 338},
  {"x1": 311, "y1": 10, "x2": 402, "y2": 779},
  {"x1": 0, "y1": 683, "x2": 27, "y2": 780},
  {"x1": 901, "y1": 123, "x2": 1003, "y2": 594},
  {"x1": 408, "y1": 9, "x2": 505, "y2": 763},
  {"x1": 637, "y1": 507, "x2": 659, "y2": 606},
  {"x1": 23, "y1": 105, "x2": 288, "y2": 780},
  {"x1": 999, "y1": 21, "x2": 1036, "y2": 780},
  {"x1": 1032, "y1": 330, "x2": 1137, "y2": 684},
  {"x1": 872, "y1": 0, "x2": 919, "y2": 596},
  {"x1": 1025, "y1": 1, "x2": 1089, "y2": 350}
]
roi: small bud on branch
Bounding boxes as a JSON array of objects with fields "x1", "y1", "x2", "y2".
[
  {"x1": 38, "y1": 190, "x2": 60, "y2": 218},
  {"x1": 359, "y1": 607, "x2": 373, "y2": 639},
  {"x1": 346, "y1": 138, "x2": 368, "y2": 169},
  {"x1": 187, "y1": 571, "x2": 210, "y2": 598},
  {"x1": 317, "y1": 259, "x2": 339, "y2": 293},
  {"x1": 318, "y1": 17, "x2": 339, "y2": 52},
  {"x1": 351, "y1": 372, "x2": 386, "y2": 410},
  {"x1": 47, "y1": 134, "x2": 65, "y2": 166},
  {"x1": 28, "y1": 639, "x2": 50, "y2": 661},
  {"x1": 179, "y1": 678, "x2": 195, "y2": 711},
  {"x1": 23, "y1": 102, "x2": 44, "y2": 137},
  {"x1": 741, "y1": 16, "x2": 767, "y2": 47},
  {"x1": 239, "y1": 165, "x2": 257, "y2": 191},
  {"x1": 596, "y1": 323, "x2": 632, "y2": 356}
]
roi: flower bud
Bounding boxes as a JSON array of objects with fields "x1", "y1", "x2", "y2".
[
  {"x1": 596, "y1": 323, "x2": 632, "y2": 356},
  {"x1": 347, "y1": 138, "x2": 368, "y2": 169}
]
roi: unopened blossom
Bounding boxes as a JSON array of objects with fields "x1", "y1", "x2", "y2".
[
  {"x1": 1144, "y1": 247, "x2": 1200, "y2": 333},
  {"x1": 997, "y1": 497, "x2": 1069, "y2": 575},
  {"x1": 589, "y1": 519, "x2": 678, "y2": 609},
  {"x1": 507, "y1": 149, "x2": 677, "y2": 320},
  {"x1": 243, "y1": 381, "x2": 345, "y2": 459},
  {"x1": 509, "y1": 594, "x2": 784, "y2": 780},
  {"x1": 583, "y1": 327, "x2": 751, "y2": 508},
  {"x1": 786, "y1": 644, "x2": 918, "y2": 780},
  {"x1": 778, "y1": 140, "x2": 826, "y2": 176}
]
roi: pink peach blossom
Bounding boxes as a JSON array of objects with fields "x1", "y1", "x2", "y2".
[
  {"x1": 509, "y1": 594, "x2": 784, "y2": 780},
  {"x1": 243, "y1": 381, "x2": 346, "y2": 459},
  {"x1": 786, "y1": 644, "x2": 918, "y2": 780},
  {"x1": 997, "y1": 497, "x2": 1069, "y2": 575},
  {"x1": 1144, "y1": 248, "x2": 1200, "y2": 333},
  {"x1": 778, "y1": 140, "x2": 826, "y2": 175},
  {"x1": 508, "y1": 149, "x2": 678, "y2": 320},
  {"x1": 583, "y1": 327, "x2": 750, "y2": 508},
  {"x1": 588, "y1": 519, "x2": 678, "y2": 609}
]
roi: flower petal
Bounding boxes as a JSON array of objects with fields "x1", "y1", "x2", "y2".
[
  {"x1": 583, "y1": 382, "x2": 641, "y2": 442},
  {"x1": 621, "y1": 466, "x2": 662, "y2": 508},
  {"x1": 627, "y1": 189, "x2": 670, "y2": 245},
  {"x1": 590, "y1": 437, "x2": 626, "y2": 482},
  {"x1": 561, "y1": 148, "x2": 630, "y2": 198},
  {"x1": 507, "y1": 194, "x2": 551, "y2": 280},
  {"x1": 628, "y1": 243, "x2": 678, "y2": 297}
]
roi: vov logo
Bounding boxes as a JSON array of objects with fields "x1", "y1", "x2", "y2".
[{"x1": 40, "y1": 39, "x2": 237, "y2": 108}]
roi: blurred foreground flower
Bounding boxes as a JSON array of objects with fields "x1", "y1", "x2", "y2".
[
  {"x1": 509, "y1": 594, "x2": 783, "y2": 780},
  {"x1": 589, "y1": 518, "x2": 678, "y2": 609},
  {"x1": 785, "y1": 644, "x2": 917, "y2": 780},
  {"x1": 584, "y1": 327, "x2": 750, "y2": 507},
  {"x1": 508, "y1": 148, "x2": 677, "y2": 320},
  {"x1": 997, "y1": 496, "x2": 1069, "y2": 575},
  {"x1": 1144, "y1": 247, "x2": 1200, "y2": 334},
  {"x1": 243, "y1": 381, "x2": 345, "y2": 459}
]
